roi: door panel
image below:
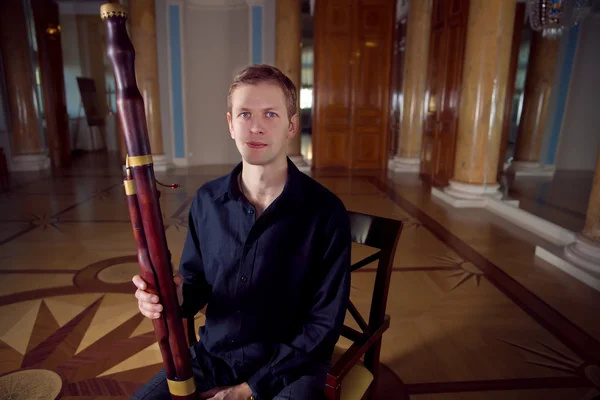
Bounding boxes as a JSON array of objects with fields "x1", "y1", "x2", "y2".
[
  {"x1": 420, "y1": 21, "x2": 445, "y2": 179},
  {"x1": 314, "y1": 0, "x2": 394, "y2": 169},
  {"x1": 388, "y1": 15, "x2": 407, "y2": 157},
  {"x1": 314, "y1": 1, "x2": 353, "y2": 169},
  {"x1": 421, "y1": 0, "x2": 469, "y2": 186}
]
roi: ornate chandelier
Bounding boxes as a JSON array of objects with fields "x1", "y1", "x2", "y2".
[{"x1": 527, "y1": 0, "x2": 590, "y2": 38}]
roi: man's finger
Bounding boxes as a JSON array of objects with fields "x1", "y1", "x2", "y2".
[
  {"x1": 132, "y1": 275, "x2": 146, "y2": 290},
  {"x1": 198, "y1": 387, "x2": 223, "y2": 399},
  {"x1": 140, "y1": 307, "x2": 160, "y2": 319},
  {"x1": 173, "y1": 274, "x2": 183, "y2": 286},
  {"x1": 135, "y1": 289, "x2": 159, "y2": 304},
  {"x1": 140, "y1": 301, "x2": 163, "y2": 314}
]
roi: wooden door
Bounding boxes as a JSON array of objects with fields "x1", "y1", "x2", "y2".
[
  {"x1": 32, "y1": 0, "x2": 71, "y2": 168},
  {"x1": 313, "y1": 0, "x2": 394, "y2": 170},
  {"x1": 421, "y1": 0, "x2": 469, "y2": 186},
  {"x1": 313, "y1": 0, "x2": 354, "y2": 169},
  {"x1": 351, "y1": 0, "x2": 395, "y2": 169},
  {"x1": 388, "y1": 14, "x2": 408, "y2": 158}
]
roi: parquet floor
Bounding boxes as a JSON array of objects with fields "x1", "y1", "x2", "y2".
[{"x1": 0, "y1": 152, "x2": 598, "y2": 399}]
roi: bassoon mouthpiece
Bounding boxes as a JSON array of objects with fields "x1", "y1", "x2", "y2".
[{"x1": 100, "y1": 3, "x2": 128, "y2": 20}]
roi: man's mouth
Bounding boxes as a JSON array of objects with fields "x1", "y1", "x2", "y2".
[{"x1": 247, "y1": 142, "x2": 267, "y2": 149}]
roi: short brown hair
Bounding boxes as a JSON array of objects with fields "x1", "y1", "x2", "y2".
[{"x1": 227, "y1": 64, "x2": 297, "y2": 120}]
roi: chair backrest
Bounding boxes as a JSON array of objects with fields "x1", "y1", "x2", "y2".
[{"x1": 347, "y1": 211, "x2": 403, "y2": 338}]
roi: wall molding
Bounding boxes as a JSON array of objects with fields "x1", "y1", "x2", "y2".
[
  {"x1": 248, "y1": 2, "x2": 264, "y2": 65},
  {"x1": 166, "y1": 0, "x2": 188, "y2": 163}
]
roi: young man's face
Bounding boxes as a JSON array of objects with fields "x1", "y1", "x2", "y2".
[{"x1": 227, "y1": 81, "x2": 297, "y2": 167}]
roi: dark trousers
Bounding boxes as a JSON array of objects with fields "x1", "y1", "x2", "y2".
[{"x1": 130, "y1": 345, "x2": 328, "y2": 400}]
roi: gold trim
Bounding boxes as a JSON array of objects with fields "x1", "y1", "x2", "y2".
[
  {"x1": 127, "y1": 154, "x2": 153, "y2": 167},
  {"x1": 123, "y1": 180, "x2": 136, "y2": 195},
  {"x1": 100, "y1": 3, "x2": 127, "y2": 20},
  {"x1": 167, "y1": 377, "x2": 196, "y2": 396}
]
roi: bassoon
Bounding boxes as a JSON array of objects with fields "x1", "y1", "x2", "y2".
[{"x1": 100, "y1": 4, "x2": 197, "y2": 399}]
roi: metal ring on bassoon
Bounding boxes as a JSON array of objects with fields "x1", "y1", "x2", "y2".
[
  {"x1": 166, "y1": 377, "x2": 196, "y2": 396},
  {"x1": 126, "y1": 154, "x2": 153, "y2": 167},
  {"x1": 123, "y1": 180, "x2": 136, "y2": 195}
]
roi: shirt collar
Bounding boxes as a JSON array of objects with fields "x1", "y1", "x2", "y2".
[{"x1": 218, "y1": 157, "x2": 305, "y2": 207}]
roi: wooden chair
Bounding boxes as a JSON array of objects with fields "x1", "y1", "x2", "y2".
[{"x1": 184, "y1": 210, "x2": 403, "y2": 400}]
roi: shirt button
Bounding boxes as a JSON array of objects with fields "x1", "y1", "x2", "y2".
[
  {"x1": 235, "y1": 361, "x2": 242, "y2": 367},
  {"x1": 248, "y1": 209, "x2": 254, "y2": 215},
  {"x1": 241, "y1": 276, "x2": 248, "y2": 282},
  {"x1": 236, "y1": 310, "x2": 241, "y2": 314}
]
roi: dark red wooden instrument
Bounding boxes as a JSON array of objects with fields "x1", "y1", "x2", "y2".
[{"x1": 100, "y1": 4, "x2": 196, "y2": 399}]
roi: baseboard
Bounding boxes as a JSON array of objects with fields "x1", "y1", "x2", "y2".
[{"x1": 535, "y1": 245, "x2": 600, "y2": 291}]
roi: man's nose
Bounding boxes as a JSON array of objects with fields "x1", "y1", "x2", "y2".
[{"x1": 249, "y1": 119, "x2": 265, "y2": 134}]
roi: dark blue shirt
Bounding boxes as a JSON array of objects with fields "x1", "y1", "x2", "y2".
[{"x1": 179, "y1": 157, "x2": 351, "y2": 399}]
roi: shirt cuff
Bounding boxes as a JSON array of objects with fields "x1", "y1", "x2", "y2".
[{"x1": 247, "y1": 366, "x2": 284, "y2": 400}]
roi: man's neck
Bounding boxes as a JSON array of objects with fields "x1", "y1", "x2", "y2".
[{"x1": 240, "y1": 157, "x2": 288, "y2": 215}]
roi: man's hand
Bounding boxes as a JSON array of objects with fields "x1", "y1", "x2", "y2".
[
  {"x1": 132, "y1": 273, "x2": 183, "y2": 319},
  {"x1": 199, "y1": 383, "x2": 253, "y2": 400}
]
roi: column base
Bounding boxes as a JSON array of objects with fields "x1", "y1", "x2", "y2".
[
  {"x1": 388, "y1": 156, "x2": 420, "y2": 173},
  {"x1": 564, "y1": 234, "x2": 600, "y2": 275},
  {"x1": 536, "y1": 235, "x2": 600, "y2": 292},
  {"x1": 506, "y1": 161, "x2": 555, "y2": 177},
  {"x1": 432, "y1": 180, "x2": 513, "y2": 208},
  {"x1": 10, "y1": 154, "x2": 51, "y2": 171},
  {"x1": 289, "y1": 155, "x2": 311, "y2": 173}
]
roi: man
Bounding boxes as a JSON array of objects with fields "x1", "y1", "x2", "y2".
[{"x1": 131, "y1": 64, "x2": 351, "y2": 400}]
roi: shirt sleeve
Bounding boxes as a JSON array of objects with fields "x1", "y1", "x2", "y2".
[
  {"x1": 179, "y1": 194, "x2": 212, "y2": 318},
  {"x1": 247, "y1": 206, "x2": 352, "y2": 399}
]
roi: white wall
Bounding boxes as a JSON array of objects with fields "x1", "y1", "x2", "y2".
[
  {"x1": 555, "y1": 13, "x2": 600, "y2": 171},
  {"x1": 185, "y1": 3, "x2": 247, "y2": 165},
  {"x1": 157, "y1": 0, "x2": 279, "y2": 166}
]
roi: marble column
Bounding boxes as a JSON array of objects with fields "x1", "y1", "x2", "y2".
[
  {"x1": 130, "y1": 0, "x2": 170, "y2": 171},
  {"x1": 564, "y1": 147, "x2": 600, "y2": 272},
  {"x1": 0, "y1": 0, "x2": 50, "y2": 171},
  {"x1": 508, "y1": 32, "x2": 560, "y2": 176},
  {"x1": 389, "y1": 0, "x2": 432, "y2": 173},
  {"x1": 276, "y1": 0, "x2": 309, "y2": 172},
  {"x1": 435, "y1": 0, "x2": 516, "y2": 205}
]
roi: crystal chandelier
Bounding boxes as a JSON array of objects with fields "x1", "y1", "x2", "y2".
[{"x1": 527, "y1": 0, "x2": 590, "y2": 38}]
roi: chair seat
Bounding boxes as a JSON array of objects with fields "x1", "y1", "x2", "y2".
[{"x1": 331, "y1": 345, "x2": 374, "y2": 400}]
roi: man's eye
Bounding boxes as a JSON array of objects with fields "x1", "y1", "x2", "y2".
[
  {"x1": 265, "y1": 112, "x2": 276, "y2": 118},
  {"x1": 239, "y1": 112, "x2": 250, "y2": 118}
]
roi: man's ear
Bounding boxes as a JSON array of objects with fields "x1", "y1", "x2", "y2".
[
  {"x1": 288, "y1": 114, "x2": 299, "y2": 139},
  {"x1": 227, "y1": 112, "x2": 234, "y2": 139}
]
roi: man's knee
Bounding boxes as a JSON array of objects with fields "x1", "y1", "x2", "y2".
[
  {"x1": 130, "y1": 368, "x2": 169, "y2": 400},
  {"x1": 275, "y1": 375, "x2": 326, "y2": 400}
]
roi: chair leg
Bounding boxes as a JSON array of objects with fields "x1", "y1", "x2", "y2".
[{"x1": 364, "y1": 339, "x2": 382, "y2": 399}]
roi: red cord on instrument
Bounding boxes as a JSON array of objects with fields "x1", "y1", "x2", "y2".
[{"x1": 156, "y1": 180, "x2": 180, "y2": 189}]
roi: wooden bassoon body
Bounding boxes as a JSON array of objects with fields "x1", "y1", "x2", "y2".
[{"x1": 100, "y1": 4, "x2": 197, "y2": 399}]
